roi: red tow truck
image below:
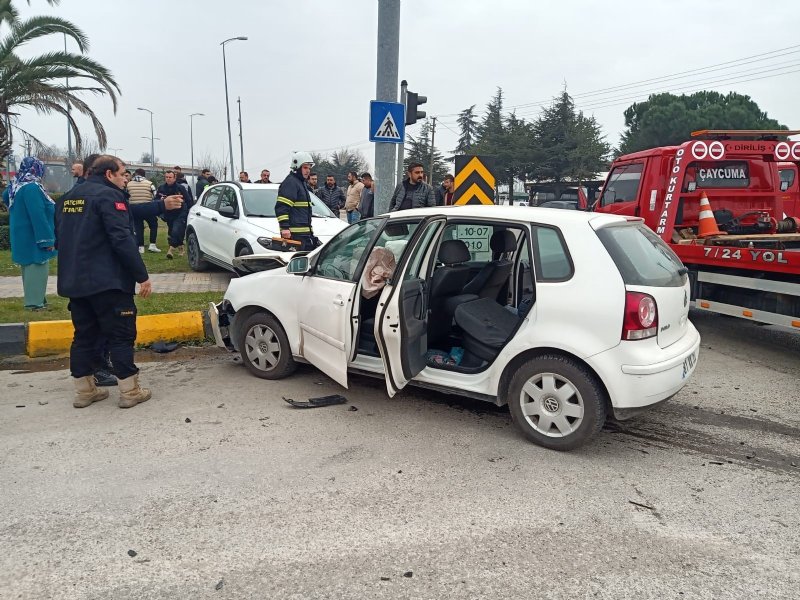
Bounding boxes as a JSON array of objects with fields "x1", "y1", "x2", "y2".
[{"x1": 593, "y1": 130, "x2": 800, "y2": 330}]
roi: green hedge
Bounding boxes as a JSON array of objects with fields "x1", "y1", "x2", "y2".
[
  {"x1": 0, "y1": 225, "x2": 8, "y2": 251},
  {"x1": 0, "y1": 212, "x2": 8, "y2": 226}
]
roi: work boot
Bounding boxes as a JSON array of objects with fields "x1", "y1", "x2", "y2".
[
  {"x1": 148, "y1": 243, "x2": 161, "y2": 253},
  {"x1": 166, "y1": 246, "x2": 175, "y2": 260},
  {"x1": 73, "y1": 375, "x2": 109, "y2": 408},
  {"x1": 94, "y1": 368, "x2": 118, "y2": 387},
  {"x1": 118, "y1": 374, "x2": 151, "y2": 408},
  {"x1": 177, "y1": 245, "x2": 185, "y2": 257}
]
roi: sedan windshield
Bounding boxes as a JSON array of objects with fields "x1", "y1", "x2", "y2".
[{"x1": 241, "y1": 188, "x2": 336, "y2": 218}]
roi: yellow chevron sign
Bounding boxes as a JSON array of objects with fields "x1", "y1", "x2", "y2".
[{"x1": 453, "y1": 155, "x2": 496, "y2": 206}]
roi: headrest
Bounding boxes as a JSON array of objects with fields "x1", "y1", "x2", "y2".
[
  {"x1": 490, "y1": 229, "x2": 516, "y2": 253},
  {"x1": 438, "y1": 239, "x2": 470, "y2": 265}
]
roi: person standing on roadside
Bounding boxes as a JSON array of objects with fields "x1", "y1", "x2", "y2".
[
  {"x1": 71, "y1": 162, "x2": 85, "y2": 185},
  {"x1": 195, "y1": 168, "x2": 212, "y2": 198},
  {"x1": 173, "y1": 166, "x2": 195, "y2": 205},
  {"x1": 276, "y1": 151, "x2": 319, "y2": 251},
  {"x1": 127, "y1": 168, "x2": 160, "y2": 254},
  {"x1": 238, "y1": 171, "x2": 251, "y2": 183},
  {"x1": 359, "y1": 172, "x2": 375, "y2": 219},
  {"x1": 344, "y1": 171, "x2": 364, "y2": 224},
  {"x1": 55, "y1": 155, "x2": 153, "y2": 409},
  {"x1": 254, "y1": 169, "x2": 272, "y2": 184},
  {"x1": 318, "y1": 175, "x2": 345, "y2": 215},
  {"x1": 155, "y1": 170, "x2": 191, "y2": 259},
  {"x1": 388, "y1": 162, "x2": 435, "y2": 211},
  {"x1": 435, "y1": 174, "x2": 455, "y2": 206},
  {"x1": 308, "y1": 172, "x2": 319, "y2": 195},
  {"x1": 1, "y1": 157, "x2": 57, "y2": 310}
]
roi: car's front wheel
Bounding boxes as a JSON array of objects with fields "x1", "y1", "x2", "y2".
[
  {"x1": 187, "y1": 230, "x2": 208, "y2": 272},
  {"x1": 507, "y1": 355, "x2": 606, "y2": 451},
  {"x1": 237, "y1": 312, "x2": 297, "y2": 380}
]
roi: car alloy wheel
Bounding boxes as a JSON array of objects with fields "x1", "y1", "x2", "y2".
[
  {"x1": 507, "y1": 355, "x2": 606, "y2": 450},
  {"x1": 187, "y1": 231, "x2": 208, "y2": 271},
  {"x1": 238, "y1": 312, "x2": 297, "y2": 380}
]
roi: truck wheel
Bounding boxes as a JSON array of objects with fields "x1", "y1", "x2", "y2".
[
  {"x1": 237, "y1": 312, "x2": 297, "y2": 380},
  {"x1": 507, "y1": 354, "x2": 606, "y2": 451}
]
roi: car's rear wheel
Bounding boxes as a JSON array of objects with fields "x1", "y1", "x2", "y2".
[
  {"x1": 237, "y1": 312, "x2": 297, "y2": 380},
  {"x1": 187, "y1": 230, "x2": 208, "y2": 272},
  {"x1": 507, "y1": 355, "x2": 606, "y2": 451}
]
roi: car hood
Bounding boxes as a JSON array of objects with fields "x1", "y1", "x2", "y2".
[{"x1": 245, "y1": 215, "x2": 346, "y2": 240}]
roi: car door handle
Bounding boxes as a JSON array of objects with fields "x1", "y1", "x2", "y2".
[
  {"x1": 211, "y1": 217, "x2": 218, "y2": 222},
  {"x1": 194, "y1": 211, "x2": 201, "y2": 216},
  {"x1": 333, "y1": 296, "x2": 345, "y2": 306}
]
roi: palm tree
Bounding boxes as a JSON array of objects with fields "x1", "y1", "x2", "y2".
[{"x1": 0, "y1": 0, "x2": 120, "y2": 159}]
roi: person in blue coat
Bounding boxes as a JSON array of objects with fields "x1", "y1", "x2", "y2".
[{"x1": 1, "y1": 157, "x2": 57, "y2": 309}]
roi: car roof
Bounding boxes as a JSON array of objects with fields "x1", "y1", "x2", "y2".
[{"x1": 385, "y1": 204, "x2": 629, "y2": 228}]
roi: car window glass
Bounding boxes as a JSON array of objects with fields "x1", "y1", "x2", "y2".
[
  {"x1": 309, "y1": 190, "x2": 337, "y2": 218},
  {"x1": 596, "y1": 224, "x2": 686, "y2": 287},
  {"x1": 372, "y1": 221, "x2": 420, "y2": 264},
  {"x1": 600, "y1": 163, "x2": 643, "y2": 206},
  {"x1": 315, "y1": 219, "x2": 384, "y2": 282},
  {"x1": 532, "y1": 226, "x2": 573, "y2": 282},
  {"x1": 218, "y1": 187, "x2": 237, "y2": 212},
  {"x1": 202, "y1": 187, "x2": 222, "y2": 210},
  {"x1": 403, "y1": 220, "x2": 443, "y2": 281}
]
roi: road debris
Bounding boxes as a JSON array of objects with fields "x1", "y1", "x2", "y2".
[{"x1": 283, "y1": 394, "x2": 347, "y2": 408}]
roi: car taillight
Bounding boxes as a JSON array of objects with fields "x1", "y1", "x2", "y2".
[{"x1": 622, "y1": 292, "x2": 657, "y2": 340}]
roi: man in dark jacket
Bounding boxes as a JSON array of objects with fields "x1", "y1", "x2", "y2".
[
  {"x1": 173, "y1": 165, "x2": 195, "y2": 205},
  {"x1": 317, "y1": 175, "x2": 345, "y2": 214},
  {"x1": 388, "y1": 162, "x2": 436, "y2": 211},
  {"x1": 55, "y1": 155, "x2": 153, "y2": 409},
  {"x1": 155, "y1": 170, "x2": 192, "y2": 259},
  {"x1": 276, "y1": 151, "x2": 319, "y2": 251},
  {"x1": 195, "y1": 168, "x2": 211, "y2": 198},
  {"x1": 359, "y1": 173, "x2": 375, "y2": 218}
]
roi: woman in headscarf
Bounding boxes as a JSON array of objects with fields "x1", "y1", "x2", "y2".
[{"x1": 1, "y1": 157, "x2": 57, "y2": 310}]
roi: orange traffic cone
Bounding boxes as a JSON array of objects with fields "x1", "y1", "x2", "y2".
[{"x1": 696, "y1": 192, "x2": 726, "y2": 238}]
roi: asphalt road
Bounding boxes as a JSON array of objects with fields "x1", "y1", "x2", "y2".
[{"x1": 1, "y1": 311, "x2": 798, "y2": 599}]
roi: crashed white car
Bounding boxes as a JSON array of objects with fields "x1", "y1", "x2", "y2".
[
  {"x1": 209, "y1": 205, "x2": 700, "y2": 450},
  {"x1": 186, "y1": 182, "x2": 346, "y2": 273}
]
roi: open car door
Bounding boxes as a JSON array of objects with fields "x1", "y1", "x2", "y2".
[{"x1": 376, "y1": 218, "x2": 444, "y2": 397}]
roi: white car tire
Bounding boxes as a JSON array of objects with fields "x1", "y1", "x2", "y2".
[
  {"x1": 237, "y1": 313, "x2": 297, "y2": 380},
  {"x1": 507, "y1": 355, "x2": 607, "y2": 451}
]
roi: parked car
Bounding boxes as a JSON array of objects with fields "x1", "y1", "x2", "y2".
[
  {"x1": 209, "y1": 206, "x2": 700, "y2": 450},
  {"x1": 186, "y1": 182, "x2": 347, "y2": 272}
]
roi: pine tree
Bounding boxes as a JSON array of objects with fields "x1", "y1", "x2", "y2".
[
  {"x1": 404, "y1": 120, "x2": 449, "y2": 184},
  {"x1": 454, "y1": 105, "x2": 478, "y2": 155}
]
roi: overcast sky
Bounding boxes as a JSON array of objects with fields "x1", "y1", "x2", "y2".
[{"x1": 12, "y1": 0, "x2": 800, "y2": 179}]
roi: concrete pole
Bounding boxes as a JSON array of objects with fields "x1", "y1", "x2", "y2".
[
  {"x1": 237, "y1": 97, "x2": 244, "y2": 173},
  {"x1": 428, "y1": 116, "x2": 437, "y2": 183},
  {"x1": 374, "y1": 0, "x2": 400, "y2": 215}
]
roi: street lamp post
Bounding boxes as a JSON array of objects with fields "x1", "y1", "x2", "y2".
[
  {"x1": 108, "y1": 147, "x2": 123, "y2": 157},
  {"x1": 137, "y1": 107, "x2": 155, "y2": 166},
  {"x1": 189, "y1": 112, "x2": 204, "y2": 184},
  {"x1": 221, "y1": 36, "x2": 247, "y2": 181}
]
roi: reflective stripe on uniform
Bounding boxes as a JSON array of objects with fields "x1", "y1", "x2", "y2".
[
  {"x1": 289, "y1": 226, "x2": 311, "y2": 233},
  {"x1": 276, "y1": 196, "x2": 294, "y2": 206}
]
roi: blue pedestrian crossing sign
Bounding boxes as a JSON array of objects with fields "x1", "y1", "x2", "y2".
[{"x1": 369, "y1": 101, "x2": 405, "y2": 143}]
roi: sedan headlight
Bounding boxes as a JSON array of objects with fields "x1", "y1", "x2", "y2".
[{"x1": 257, "y1": 237, "x2": 273, "y2": 249}]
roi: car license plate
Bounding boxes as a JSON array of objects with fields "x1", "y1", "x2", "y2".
[{"x1": 682, "y1": 350, "x2": 698, "y2": 379}]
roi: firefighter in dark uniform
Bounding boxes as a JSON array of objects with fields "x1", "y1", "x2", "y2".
[
  {"x1": 276, "y1": 151, "x2": 321, "y2": 251},
  {"x1": 55, "y1": 155, "x2": 153, "y2": 409}
]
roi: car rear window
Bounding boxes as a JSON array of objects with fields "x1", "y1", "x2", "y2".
[{"x1": 596, "y1": 224, "x2": 686, "y2": 287}]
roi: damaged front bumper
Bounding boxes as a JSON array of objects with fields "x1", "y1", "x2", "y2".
[{"x1": 208, "y1": 301, "x2": 235, "y2": 351}]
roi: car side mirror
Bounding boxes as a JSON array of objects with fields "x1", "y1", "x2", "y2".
[
  {"x1": 287, "y1": 255, "x2": 310, "y2": 275},
  {"x1": 218, "y1": 205, "x2": 236, "y2": 218}
]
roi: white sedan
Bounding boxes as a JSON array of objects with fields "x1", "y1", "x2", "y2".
[
  {"x1": 186, "y1": 182, "x2": 346, "y2": 272},
  {"x1": 209, "y1": 205, "x2": 700, "y2": 450}
]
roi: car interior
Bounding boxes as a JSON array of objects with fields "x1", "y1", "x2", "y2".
[{"x1": 354, "y1": 220, "x2": 535, "y2": 375}]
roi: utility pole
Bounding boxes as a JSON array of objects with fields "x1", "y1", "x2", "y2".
[
  {"x1": 64, "y1": 34, "x2": 72, "y2": 162},
  {"x1": 428, "y1": 116, "x2": 437, "y2": 184},
  {"x1": 237, "y1": 97, "x2": 244, "y2": 173},
  {"x1": 374, "y1": 0, "x2": 400, "y2": 215},
  {"x1": 396, "y1": 79, "x2": 407, "y2": 186}
]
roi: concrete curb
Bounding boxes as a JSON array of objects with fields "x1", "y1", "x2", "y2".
[{"x1": 3, "y1": 310, "x2": 209, "y2": 358}]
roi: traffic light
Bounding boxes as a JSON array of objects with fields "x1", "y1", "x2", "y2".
[{"x1": 405, "y1": 90, "x2": 427, "y2": 125}]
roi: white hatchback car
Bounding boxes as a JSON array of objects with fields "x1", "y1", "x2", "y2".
[
  {"x1": 209, "y1": 206, "x2": 701, "y2": 450},
  {"x1": 186, "y1": 182, "x2": 347, "y2": 272}
]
